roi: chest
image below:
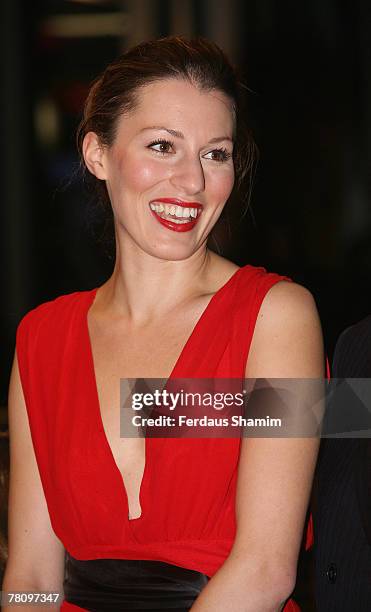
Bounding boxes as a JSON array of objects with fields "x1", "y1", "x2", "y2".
[
  {"x1": 86, "y1": 299, "x2": 215, "y2": 518},
  {"x1": 87, "y1": 294, "x2": 213, "y2": 395}
]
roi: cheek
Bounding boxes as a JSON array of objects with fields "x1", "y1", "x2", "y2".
[
  {"x1": 114, "y1": 154, "x2": 168, "y2": 195},
  {"x1": 208, "y1": 169, "x2": 235, "y2": 204}
]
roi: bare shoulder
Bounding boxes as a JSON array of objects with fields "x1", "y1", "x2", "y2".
[
  {"x1": 247, "y1": 281, "x2": 324, "y2": 377},
  {"x1": 258, "y1": 280, "x2": 319, "y2": 325}
]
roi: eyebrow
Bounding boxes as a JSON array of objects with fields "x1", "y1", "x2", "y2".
[{"x1": 140, "y1": 126, "x2": 233, "y2": 143}]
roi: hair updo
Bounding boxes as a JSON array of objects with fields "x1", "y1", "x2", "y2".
[{"x1": 76, "y1": 36, "x2": 257, "y2": 256}]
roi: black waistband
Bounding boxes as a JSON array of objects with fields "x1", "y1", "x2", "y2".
[{"x1": 63, "y1": 553, "x2": 209, "y2": 611}]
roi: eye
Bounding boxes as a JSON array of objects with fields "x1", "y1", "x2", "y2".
[
  {"x1": 203, "y1": 147, "x2": 232, "y2": 162},
  {"x1": 147, "y1": 139, "x2": 175, "y2": 155}
]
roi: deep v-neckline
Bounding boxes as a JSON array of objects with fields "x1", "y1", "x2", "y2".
[{"x1": 83, "y1": 266, "x2": 243, "y2": 522}]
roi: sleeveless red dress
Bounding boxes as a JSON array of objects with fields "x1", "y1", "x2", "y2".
[{"x1": 16, "y1": 264, "x2": 300, "y2": 611}]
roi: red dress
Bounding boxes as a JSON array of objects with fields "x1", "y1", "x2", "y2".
[{"x1": 16, "y1": 264, "x2": 300, "y2": 611}]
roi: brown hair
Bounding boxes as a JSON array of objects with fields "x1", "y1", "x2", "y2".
[{"x1": 77, "y1": 36, "x2": 257, "y2": 255}]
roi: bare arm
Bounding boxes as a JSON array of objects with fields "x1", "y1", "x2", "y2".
[
  {"x1": 1, "y1": 351, "x2": 66, "y2": 610},
  {"x1": 190, "y1": 281, "x2": 324, "y2": 611}
]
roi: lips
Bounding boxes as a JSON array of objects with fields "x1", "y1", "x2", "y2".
[{"x1": 149, "y1": 198, "x2": 203, "y2": 233}]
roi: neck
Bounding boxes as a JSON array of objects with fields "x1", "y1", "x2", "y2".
[{"x1": 98, "y1": 238, "x2": 215, "y2": 325}]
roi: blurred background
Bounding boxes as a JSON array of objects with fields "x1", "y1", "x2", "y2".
[{"x1": 1, "y1": 0, "x2": 371, "y2": 605}]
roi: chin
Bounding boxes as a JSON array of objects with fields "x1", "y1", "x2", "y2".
[{"x1": 144, "y1": 241, "x2": 202, "y2": 262}]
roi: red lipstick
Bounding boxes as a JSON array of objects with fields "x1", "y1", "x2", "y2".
[{"x1": 149, "y1": 198, "x2": 203, "y2": 233}]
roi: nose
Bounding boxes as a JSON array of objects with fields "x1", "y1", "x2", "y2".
[{"x1": 169, "y1": 154, "x2": 205, "y2": 195}]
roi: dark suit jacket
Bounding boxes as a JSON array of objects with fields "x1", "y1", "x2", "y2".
[{"x1": 314, "y1": 317, "x2": 371, "y2": 611}]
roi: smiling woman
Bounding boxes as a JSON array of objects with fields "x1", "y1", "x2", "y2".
[
  {"x1": 2, "y1": 37, "x2": 324, "y2": 612},
  {"x1": 82, "y1": 77, "x2": 236, "y2": 260}
]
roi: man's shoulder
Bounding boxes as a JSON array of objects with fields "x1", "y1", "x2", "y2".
[
  {"x1": 334, "y1": 315, "x2": 371, "y2": 377},
  {"x1": 337, "y1": 314, "x2": 371, "y2": 351}
]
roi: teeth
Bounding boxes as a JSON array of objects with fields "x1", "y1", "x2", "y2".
[
  {"x1": 163, "y1": 204, "x2": 173, "y2": 215},
  {"x1": 150, "y1": 202, "x2": 201, "y2": 219}
]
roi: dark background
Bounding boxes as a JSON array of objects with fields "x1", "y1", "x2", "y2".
[{"x1": 1, "y1": 1, "x2": 371, "y2": 606}]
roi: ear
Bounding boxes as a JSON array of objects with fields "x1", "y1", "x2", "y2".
[{"x1": 82, "y1": 132, "x2": 108, "y2": 180}]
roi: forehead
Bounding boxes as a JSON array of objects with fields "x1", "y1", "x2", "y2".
[{"x1": 115, "y1": 78, "x2": 235, "y2": 139}]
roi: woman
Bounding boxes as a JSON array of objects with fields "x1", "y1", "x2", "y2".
[{"x1": 3, "y1": 37, "x2": 324, "y2": 611}]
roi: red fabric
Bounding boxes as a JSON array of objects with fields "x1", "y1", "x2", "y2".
[
  {"x1": 283, "y1": 600, "x2": 301, "y2": 612},
  {"x1": 17, "y1": 265, "x2": 301, "y2": 610},
  {"x1": 305, "y1": 513, "x2": 314, "y2": 551}
]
